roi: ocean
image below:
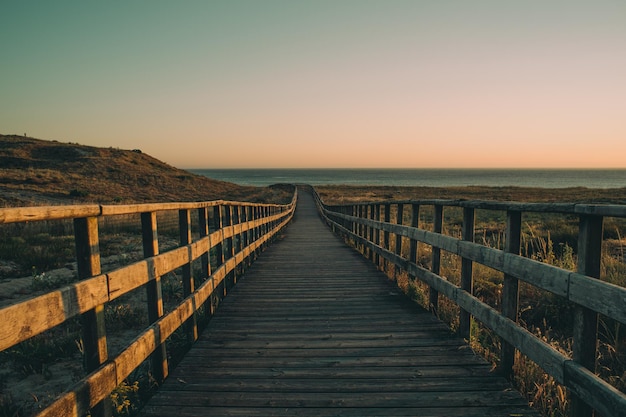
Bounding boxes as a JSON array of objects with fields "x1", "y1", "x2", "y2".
[{"x1": 189, "y1": 169, "x2": 626, "y2": 189}]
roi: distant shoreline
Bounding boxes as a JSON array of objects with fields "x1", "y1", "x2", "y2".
[{"x1": 190, "y1": 168, "x2": 626, "y2": 189}]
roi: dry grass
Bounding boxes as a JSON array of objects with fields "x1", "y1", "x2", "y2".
[{"x1": 316, "y1": 184, "x2": 626, "y2": 205}]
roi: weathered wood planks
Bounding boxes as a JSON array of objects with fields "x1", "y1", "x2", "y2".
[{"x1": 139, "y1": 190, "x2": 537, "y2": 417}]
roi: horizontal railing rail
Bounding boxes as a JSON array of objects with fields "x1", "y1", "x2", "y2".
[
  {"x1": 0, "y1": 190, "x2": 297, "y2": 417},
  {"x1": 313, "y1": 190, "x2": 626, "y2": 417}
]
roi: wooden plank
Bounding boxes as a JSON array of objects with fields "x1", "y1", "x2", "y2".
[
  {"x1": 0, "y1": 275, "x2": 108, "y2": 350},
  {"x1": 569, "y1": 273, "x2": 626, "y2": 325},
  {"x1": 141, "y1": 405, "x2": 538, "y2": 417},
  {"x1": 0, "y1": 204, "x2": 100, "y2": 224},
  {"x1": 145, "y1": 389, "x2": 528, "y2": 409},
  {"x1": 107, "y1": 260, "x2": 151, "y2": 300},
  {"x1": 101, "y1": 201, "x2": 221, "y2": 216},
  {"x1": 574, "y1": 203, "x2": 626, "y2": 218},
  {"x1": 34, "y1": 362, "x2": 117, "y2": 417},
  {"x1": 168, "y1": 364, "x2": 493, "y2": 379},
  {"x1": 564, "y1": 360, "x2": 626, "y2": 417},
  {"x1": 154, "y1": 377, "x2": 515, "y2": 394}
]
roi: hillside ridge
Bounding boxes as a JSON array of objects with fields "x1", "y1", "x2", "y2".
[{"x1": 0, "y1": 134, "x2": 289, "y2": 206}]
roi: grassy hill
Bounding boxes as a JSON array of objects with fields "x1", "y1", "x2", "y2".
[{"x1": 0, "y1": 134, "x2": 291, "y2": 206}]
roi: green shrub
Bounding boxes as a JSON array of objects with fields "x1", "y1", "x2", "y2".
[{"x1": 69, "y1": 189, "x2": 89, "y2": 198}]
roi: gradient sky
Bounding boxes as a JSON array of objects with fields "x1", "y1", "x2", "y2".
[{"x1": 1, "y1": 1, "x2": 625, "y2": 169}]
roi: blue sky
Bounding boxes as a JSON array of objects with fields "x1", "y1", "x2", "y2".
[{"x1": 1, "y1": 1, "x2": 625, "y2": 168}]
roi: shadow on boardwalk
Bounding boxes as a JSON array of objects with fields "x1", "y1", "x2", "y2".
[{"x1": 139, "y1": 189, "x2": 537, "y2": 417}]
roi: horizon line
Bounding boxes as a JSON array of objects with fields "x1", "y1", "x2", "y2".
[{"x1": 184, "y1": 167, "x2": 626, "y2": 170}]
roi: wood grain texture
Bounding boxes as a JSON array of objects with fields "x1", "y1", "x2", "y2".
[{"x1": 139, "y1": 190, "x2": 536, "y2": 417}]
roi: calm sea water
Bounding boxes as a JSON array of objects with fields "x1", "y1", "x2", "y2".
[{"x1": 189, "y1": 169, "x2": 626, "y2": 189}]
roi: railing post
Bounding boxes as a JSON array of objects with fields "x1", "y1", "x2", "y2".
[
  {"x1": 265, "y1": 206, "x2": 271, "y2": 246},
  {"x1": 394, "y1": 203, "x2": 404, "y2": 280},
  {"x1": 258, "y1": 206, "x2": 266, "y2": 247},
  {"x1": 368, "y1": 205, "x2": 375, "y2": 261},
  {"x1": 383, "y1": 204, "x2": 391, "y2": 271},
  {"x1": 141, "y1": 211, "x2": 168, "y2": 385},
  {"x1": 459, "y1": 207, "x2": 475, "y2": 340},
  {"x1": 198, "y1": 207, "x2": 212, "y2": 322},
  {"x1": 179, "y1": 209, "x2": 198, "y2": 342},
  {"x1": 374, "y1": 204, "x2": 381, "y2": 267},
  {"x1": 351, "y1": 205, "x2": 357, "y2": 245},
  {"x1": 358, "y1": 205, "x2": 364, "y2": 254},
  {"x1": 251, "y1": 206, "x2": 258, "y2": 257},
  {"x1": 501, "y1": 210, "x2": 522, "y2": 379},
  {"x1": 571, "y1": 214, "x2": 603, "y2": 417},
  {"x1": 346, "y1": 206, "x2": 351, "y2": 232},
  {"x1": 256, "y1": 206, "x2": 263, "y2": 254},
  {"x1": 225, "y1": 205, "x2": 235, "y2": 291},
  {"x1": 212, "y1": 205, "x2": 224, "y2": 310},
  {"x1": 244, "y1": 206, "x2": 252, "y2": 263},
  {"x1": 198, "y1": 207, "x2": 211, "y2": 279},
  {"x1": 233, "y1": 205, "x2": 242, "y2": 280},
  {"x1": 430, "y1": 205, "x2": 443, "y2": 314},
  {"x1": 213, "y1": 205, "x2": 224, "y2": 268},
  {"x1": 409, "y1": 203, "x2": 420, "y2": 267},
  {"x1": 74, "y1": 216, "x2": 112, "y2": 417}
]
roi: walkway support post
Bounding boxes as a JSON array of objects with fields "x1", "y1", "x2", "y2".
[
  {"x1": 374, "y1": 204, "x2": 381, "y2": 267},
  {"x1": 141, "y1": 211, "x2": 168, "y2": 385},
  {"x1": 198, "y1": 207, "x2": 211, "y2": 280},
  {"x1": 501, "y1": 210, "x2": 522, "y2": 379},
  {"x1": 179, "y1": 208, "x2": 198, "y2": 343},
  {"x1": 383, "y1": 204, "x2": 391, "y2": 272},
  {"x1": 430, "y1": 205, "x2": 443, "y2": 314},
  {"x1": 571, "y1": 214, "x2": 603, "y2": 417},
  {"x1": 409, "y1": 203, "x2": 420, "y2": 275},
  {"x1": 395, "y1": 203, "x2": 404, "y2": 280},
  {"x1": 74, "y1": 216, "x2": 112, "y2": 417},
  {"x1": 459, "y1": 207, "x2": 475, "y2": 340}
]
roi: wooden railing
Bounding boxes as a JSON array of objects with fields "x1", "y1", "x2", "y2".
[
  {"x1": 314, "y1": 190, "x2": 626, "y2": 417},
  {"x1": 0, "y1": 189, "x2": 297, "y2": 417}
]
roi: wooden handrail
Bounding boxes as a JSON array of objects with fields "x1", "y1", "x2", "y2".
[
  {"x1": 0, "y1": 189, "x2": 297, "y2": 417},
  {"x1": 323, "y1": 199, "x2": 626, "y2": 218},
  {"x1": 313, "y1": 189, "x2": 626, "y2": 417},
  {"x1": 0, "y1": 199, "x2": 290, "y2": 224}
]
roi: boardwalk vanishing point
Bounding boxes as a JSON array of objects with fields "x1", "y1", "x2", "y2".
[{"x1": 139, "y1": 189, "x2": 537, "y2": 417}]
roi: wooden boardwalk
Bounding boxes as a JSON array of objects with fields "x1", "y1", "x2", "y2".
[{"x1": 139, "y1": 190, "x2": 537, "y2": 417}]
